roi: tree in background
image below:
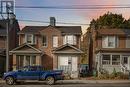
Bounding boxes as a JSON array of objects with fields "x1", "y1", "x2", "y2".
[{"x1": 90, "y1": 12, "x2": 130, "y2": 29}]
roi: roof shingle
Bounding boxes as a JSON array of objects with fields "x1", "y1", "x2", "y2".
[{"x1": 19, "y1": 26, "x2": 82, "y2": 35}]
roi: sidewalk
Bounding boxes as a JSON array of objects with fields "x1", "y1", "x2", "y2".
[
  {"x1": 58, "y1": 80, "x2": 130, "y2": 84},
  {"x1": 0, "y1": 79, "x2": 130, "y2": 84}
]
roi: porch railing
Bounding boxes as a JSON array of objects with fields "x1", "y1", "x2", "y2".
[{"x1": 121, "y1": 64, "x2": 129, "y2": 74}]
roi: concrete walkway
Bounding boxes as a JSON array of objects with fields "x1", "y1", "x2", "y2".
[{"x1": 0, "y1": 79, "x2": 130, "y2": 84}]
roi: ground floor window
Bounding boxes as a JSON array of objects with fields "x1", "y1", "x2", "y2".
[
  {"x1": 16, "y1": 55, "x2": 36, "y2": 69},
  {"x1": 112, "y1": 55, "x2": 120, "y2": 65},
  {"x1": 102, "y1": 55, "x2": 110, "y2": 65},
  {"x1": 102, "y1": 54, "x2": 120, "y2": 65}
]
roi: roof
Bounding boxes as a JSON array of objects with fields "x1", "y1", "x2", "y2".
[
  {"x1": 19, "y1": 25, "x2": 82, "y2": 35},
  {"x1": 95, "y1": 48, "x2": 130, "y2": 53},
  {"x1": 97, "y1": 28, "x2": 126, "y2": 36},
  {"x1": 18, "y1": 26, "x2": 47, "y2": 34}
]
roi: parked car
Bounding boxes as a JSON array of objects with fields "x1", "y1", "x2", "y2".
[{"x1": 3, "y1": 66, "x2": 64, "y2": 85}]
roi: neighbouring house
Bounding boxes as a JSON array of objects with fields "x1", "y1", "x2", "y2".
[
  {"x1": 10, "y1": 17, "x2": 83, "y2": 78},
  {"x1": 90, "y1": 27, "x2": 130, "y2": 74},
  {"x1": 0, "y1": 15, "x2": 20, "y2": 74}
]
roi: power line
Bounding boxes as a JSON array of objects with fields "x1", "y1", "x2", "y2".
[
  {"x1": 18, "y1": 19, "x2": 90, "y2": 25},
  {"x1": 14, "y1": 5, "x2": 130, "y2": 10}
]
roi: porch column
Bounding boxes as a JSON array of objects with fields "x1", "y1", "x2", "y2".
[
  {"x1": 128, "y1": 56, "x2": 130, "y2": 70},
  {"x1": 53, "y1": 55, "x2": 58, "y2": 70},
  {"x1": 12, "y1": 54, "x2": 16, "y2": 71},
  {"x1": 36, "y1": 55, "x2": 41, "y2": 65}
]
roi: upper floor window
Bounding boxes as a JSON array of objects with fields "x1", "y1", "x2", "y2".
[
  {"x1": 126, "y1": 37, "x2": 130, "y2": 48},
  {"x1": 63, "y1": 35, "x2": 76, "y2": 45},
  {"x1": 102, "y1": 36, "x2": 118, "y2": 48},
  {"x1": 53, "y1": 36, "x2": 58, "y2": 47},
  {"x1": 42, "y1": 35, "x2": 47, "y2": 47},
  {"x1": 25, "y1": 34, "x2": 35, "y2": 44}
]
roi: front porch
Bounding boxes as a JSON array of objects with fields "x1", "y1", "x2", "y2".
[
  {"x1": 53, "y1": 44, "x2": 83, "y2": 78},
  {"x1": 96, "y1": 53, "x2": 130, "y2": 74},
  {"x1": 10, "y1": 44, "x2": 43, "y2": 70}
]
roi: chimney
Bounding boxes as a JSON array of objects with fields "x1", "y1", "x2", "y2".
[{"x1": 50, "y1": 17, "x2": 56, "y2": 26}]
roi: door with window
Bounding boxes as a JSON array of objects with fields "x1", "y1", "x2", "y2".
[
  {"x1": 58, "y1": 55, "x2": 78, "y2": 78},
  {"x1": 122, "y1": 56, "x2": 130, "y2": 70}
]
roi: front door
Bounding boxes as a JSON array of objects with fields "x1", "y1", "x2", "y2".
[{"x1": 122, "y1": 56, "x2": 130, "y2": 70}]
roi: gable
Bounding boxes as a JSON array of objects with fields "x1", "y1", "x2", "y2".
[
  {"x1": 10, "y1": 44, "x2": 42, "y2": 53},
  {"x1": 39, "y1": 26, "x2": 61, "y2": 35},
  {"x1": 14, "y1": 45, "x2": 37, "y2": 52},
  {"x1": 53, "y1": 44, "x2": 83, "y2": 54},
  {"x1": 57, "y1": 46, "x2": 78, "y2": 52}
]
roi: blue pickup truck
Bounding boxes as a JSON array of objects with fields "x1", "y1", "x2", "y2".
[{"x1": 3, "y1": 66, "x2": 64, "y2": 85}]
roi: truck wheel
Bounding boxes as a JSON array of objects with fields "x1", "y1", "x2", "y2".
[
  {"x1": 5, "y1": 76, "x2": 14, "y2": 85},
  {"x1": 46, "y1": 76, "x2": 55, "y2": 85}
]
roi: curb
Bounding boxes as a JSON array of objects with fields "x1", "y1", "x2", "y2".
[
  {"x1": 0, "y1": 80, "x2": 130, "y2": 84},
  {"x1": 58, "y1": 80, "x2": 130, "y2": 84}
]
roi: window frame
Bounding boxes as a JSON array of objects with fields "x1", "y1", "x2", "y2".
[
  {"x1": 102, "y1": 54, "x2": 121, "y2": 66},
  {"x1": 52, "y1": 35, "x2": 58, "y2": 47},
  {"x1": 112, "y1": 55, "x2": 120, "y2": 65},
  {"x1": 102, "y1": 54, "x2": 111, "y2": 65},
  {"x1": 63, "y1": 35, "x2": 77, "y2": 45},
  {"x1": 102, "y1": 36, "x2": 118, "y2": 48},
  {"x1": 25, "y1": 34, "x2": 36, "y2": 45},
  {"x1": 42, "y1": 35, "x2": 47, "y2": 47}
]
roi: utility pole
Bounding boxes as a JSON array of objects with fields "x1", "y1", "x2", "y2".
[
  {"x1": 6, "y1": 4, "x2": 9, "y2": 72},
  {"x1": 1, "y1": 0, "x2": 15, "y2": 72}
]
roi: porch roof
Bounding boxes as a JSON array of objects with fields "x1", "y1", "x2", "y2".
[
  {"x1": 95, "y1": 48, "x2": 130, "y2": 53},
  {"x1": 10, "y1": 43, "x2": 43, "y2": 54},
  {"x1": 52, "y1": 44, "x2": 83, "y2": 54}
]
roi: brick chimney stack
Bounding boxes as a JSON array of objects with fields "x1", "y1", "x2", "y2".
[{"x1": 50, "y1": 17, "x2": 56, "y2": 26}]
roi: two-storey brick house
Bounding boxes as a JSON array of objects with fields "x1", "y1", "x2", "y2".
[
  {"x1": 10, "y1": 17, "x2": 83, "y2": 78},
  {"x1": 0, "y1": 16, "x2": 20, "y2": 74},
  {"x1": 90, "y1": 27, "x2": 130, "y2": 74}
]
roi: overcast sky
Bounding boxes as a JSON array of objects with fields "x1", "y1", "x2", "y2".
[{"x1": 13, "y1": 0, "x2": 130, "y2": 33}]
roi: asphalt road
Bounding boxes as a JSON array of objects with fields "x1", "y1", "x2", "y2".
[{"x1": 0, "y1": 82, "x2": 130, "y2": 87}]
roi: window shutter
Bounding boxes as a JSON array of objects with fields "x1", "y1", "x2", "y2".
[
  {"x1": 126, "y1": 37, "x2": 130, "y2": 48},
  {"x1": 73, "y1": 35, "x2": 77, "y2": 45},
  {"x1": 102, "y1": 36, "x2": 108, "y2": 48},
  {"x1": 63, "y1": 36, "x2": 67, "y2": 45}
]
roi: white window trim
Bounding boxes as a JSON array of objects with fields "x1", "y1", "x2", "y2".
[
  {"x1": 102, "y1": 54, "x2": 121, "y2": 66},
  {"x1": 52, "y1": 36, "x2": 58, "y2": 47},
  {"x1": 25, "y1": 34, "x2": 35, "y2": 45},
  {"x1": 102, "y1": 36, "x2": 118, "y2": 48},
  {"x1": 42, "y1": 35, "x2": 48, "y2": 47},
  {"x1": 63, "y1": 35, "x2": 77, "y2": 45},
  {"x1": 126, "y1": 37, "x2": 130, "y2": 48}
]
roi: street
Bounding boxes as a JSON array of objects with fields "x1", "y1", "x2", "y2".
[{"x1": 1, "y1": 82, "x2": 130, "y2": 87}]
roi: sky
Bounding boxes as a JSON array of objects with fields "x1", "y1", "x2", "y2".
[{"x1": 11, "y1": 0, "x2": 130, "y2": 33}]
